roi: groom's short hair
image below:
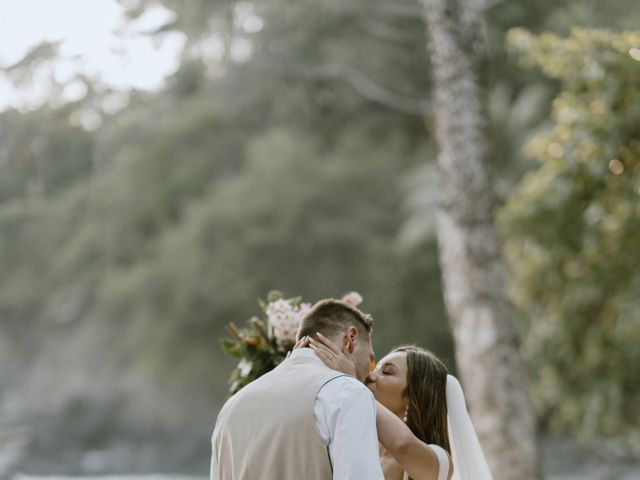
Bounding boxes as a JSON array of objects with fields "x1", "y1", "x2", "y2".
[{"x1": 297, "y1": 299, "x2": 373, "y2": 341}]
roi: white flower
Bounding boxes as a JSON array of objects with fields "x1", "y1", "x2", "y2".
[
  {"x1": 266, "y1": 299, "x2": 309, "y2": 346},
  {"x1": 238, "y1": 358, "x2": 253, "y2": 377},
  {"x1": 297, "y1": 302, "x2": 312, "y2": 319}
]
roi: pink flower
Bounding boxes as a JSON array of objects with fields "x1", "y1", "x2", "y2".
[{"x1": 341, "y1": 291, "x2": 363, "y2": 307}]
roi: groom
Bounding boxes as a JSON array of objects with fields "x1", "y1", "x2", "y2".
[{"x1": 210, "y1": 299, "x2": 384, "y2": 480}]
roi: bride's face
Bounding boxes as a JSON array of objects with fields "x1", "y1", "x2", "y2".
[{"x1": 366, "y1": 351, "x2": 408, "y2": 417}]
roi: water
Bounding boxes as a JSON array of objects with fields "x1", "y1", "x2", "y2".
[
  {"x1": 9, "y1": 437, "x2": 640, "y2": 480},
  {"x1": 13, "y1": 476, "x2": 206, "y2": 480},
  {"x1": 11, "y1": 471, "x2": 640, "y2": 480}
]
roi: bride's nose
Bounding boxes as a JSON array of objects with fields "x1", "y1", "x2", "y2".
[{"x1": 366, "y1": 371, "x2": 378, "y2": 384}]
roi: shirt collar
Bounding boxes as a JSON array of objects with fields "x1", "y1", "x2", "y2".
[{"x1": 289, "y1": 347, "x2": 322, "y2": 364}]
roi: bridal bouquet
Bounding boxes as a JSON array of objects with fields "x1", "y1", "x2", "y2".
[{"x1": 221, "y1": 291, "x2": 312, "y2": 395}]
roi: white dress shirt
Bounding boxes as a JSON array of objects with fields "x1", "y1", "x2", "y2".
[{"x1": 211, "y1": 348, "x2": 384, "y2": 479}]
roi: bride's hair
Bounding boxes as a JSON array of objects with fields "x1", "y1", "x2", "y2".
[{"x1": 393, "y1": 345, "x2": 451, "y2": 454}]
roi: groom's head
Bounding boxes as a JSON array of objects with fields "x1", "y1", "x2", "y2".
[{"x1": 297, "y1": 299, "x2": 375, "y2": 382}]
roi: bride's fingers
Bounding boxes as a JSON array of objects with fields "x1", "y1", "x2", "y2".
[
  {"x1": 292, "y1": 336, "x2": 310, "y2": 350},
  {"x1": 309, "y1": 339, "x2": 333, "y2": 358},
  {"x1": 310, "y1": 344, "x2": 333, "y2": 365},
  {"x1": 316, "y1": 332, "x2": 342, "y2": 354},
  {"x1": 309, "y1": 339, "x2": 338, "y2": 360},
  {"x1": 310, "y1": 341, "x2": 336, "y2": 361}
]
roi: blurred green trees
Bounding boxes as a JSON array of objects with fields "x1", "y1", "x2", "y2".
[
  {"x1": 501, "y1": 28, "x2": 640, "y2": 445},
  {"x1": 0, "y1": 0, "x2": 639, "y2": 453}
]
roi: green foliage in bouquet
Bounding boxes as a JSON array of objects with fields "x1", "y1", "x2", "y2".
[{"x1": 221, "y1": 291, "x2": 311, "y2": 395}]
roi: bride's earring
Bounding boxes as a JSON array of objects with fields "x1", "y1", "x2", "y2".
[{"x1": 402, "y1": 406, "x2": 408, "y2": 423}]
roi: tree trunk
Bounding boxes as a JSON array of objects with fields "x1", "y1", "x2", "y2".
[{"x1": 420, "y1": 1, "x2": 541, "y2": 479}]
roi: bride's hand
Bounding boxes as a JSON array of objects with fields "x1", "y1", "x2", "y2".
[
  {"x1": 309, "y1": 332, "x2": 356, "y2": 377},
  {"x1": 292, "y1": 336, "x2": 310, "y2": 350},
  {"x1": 286, "y1": 336, "x2": 311, "y2": 359}
]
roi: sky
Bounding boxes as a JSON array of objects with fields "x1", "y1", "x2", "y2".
[{"x1": 0, "y1": 0, "x2": 186, "y2": 111}]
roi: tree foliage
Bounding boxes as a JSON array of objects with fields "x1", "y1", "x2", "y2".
[
  {"x1": 500, "y1": 28, "x2": 640, "y2": 445},
  {"x1": 1, "y1": 0, "x2": 640, "y2": 464}
]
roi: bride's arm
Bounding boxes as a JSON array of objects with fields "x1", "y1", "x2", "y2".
[
  {"x1": 308, "y1": 334, "x2": 452, "y2": 480},
  {"x1": 375, "y1": 400, "x2": 452, "y2": 480}
]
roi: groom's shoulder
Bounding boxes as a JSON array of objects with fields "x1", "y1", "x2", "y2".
[{"x1": 320, "y1": 374, "x2": 374, "y2": 401}]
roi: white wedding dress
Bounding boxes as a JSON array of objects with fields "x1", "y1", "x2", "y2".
[
  {"x1": 402, "y1": 376, "x2": 493, "y2": 480},
  {"x1": 401, "y1": 443, "x2": 450, "y2": 480}
]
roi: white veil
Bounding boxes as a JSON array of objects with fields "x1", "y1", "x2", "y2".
[{"x1": 446, "y1": 375, "x2": 493, "y2": 480}]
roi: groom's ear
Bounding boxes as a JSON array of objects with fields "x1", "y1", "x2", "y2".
[{"x1": 344, "y1": 326, "x2": 359, "y2": 354}]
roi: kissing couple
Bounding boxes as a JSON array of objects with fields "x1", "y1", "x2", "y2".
[{"x1": 211, "y1": 298, "x2": 493, "y2": 480}]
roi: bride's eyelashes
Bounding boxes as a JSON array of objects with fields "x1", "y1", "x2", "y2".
[{"x1": 379, "y1": 364, "x2": 395, "y2": 375}]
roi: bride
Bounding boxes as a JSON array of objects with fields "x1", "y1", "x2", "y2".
[{"x1": 303, "y1": 334, "x2": 493, "y2": 480}]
